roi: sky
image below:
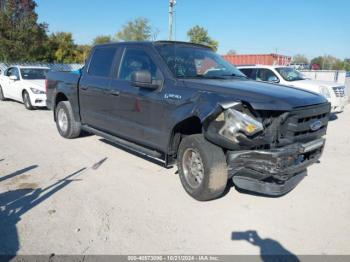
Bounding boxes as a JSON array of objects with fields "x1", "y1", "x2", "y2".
[{"x1": 35, "y1": 0, "x2": 350, "y2": 59}]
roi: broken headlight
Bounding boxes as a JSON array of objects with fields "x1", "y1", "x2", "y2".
[{"x1": 217, "y1": 108, "x2": 264, "y2": 142}]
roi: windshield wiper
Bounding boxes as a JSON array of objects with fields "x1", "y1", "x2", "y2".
[{"x1": 177, "y1": 75, "x2": 226, "y2": 80}]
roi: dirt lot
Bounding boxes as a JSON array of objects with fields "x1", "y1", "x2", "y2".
[{"x1": 0, "y1": 100, "x2": 350, "y2": 256}]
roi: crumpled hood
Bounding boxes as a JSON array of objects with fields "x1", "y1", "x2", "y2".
[
  {"x1": 23, "y1": 80, "x2": 46, "y2": 91},
  {"x1": 183, "y1": 79, "x2": 328, "y2": 111}
]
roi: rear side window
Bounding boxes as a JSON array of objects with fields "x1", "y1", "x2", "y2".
[
  {"x1": 6, "y1": 67, "x2": 20, "y2": 79},
  {"x1": 239, "y1": 68, "x2": 255, "y2": 79},
  {"x1": 88, "y1": 47, "x2": 117, "y2": 77}
]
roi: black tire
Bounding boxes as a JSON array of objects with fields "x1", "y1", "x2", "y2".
[
  {"x1": 177, "y1": 134, "x2": 228, "y2": 201},
  {"x1": 23, "y1": 91, "x2": 34, "y2": 110},
  {"x1": 0, "y1": 86, "x2": 6, "y2": 101},
  {"x1": 55, "y1": 101, "x2": 81, "y2": 139}
]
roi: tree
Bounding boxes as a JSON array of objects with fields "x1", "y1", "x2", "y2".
[
  {"x1": 47, "y1": 32, "x2": 77, "y2": 63},
  {"x1": 226, "y1": 49, "x2": 237, "y2": 55},
  {"x1": 92, "y1": 35, "x2": 112, "y2": 45},
  {"x1": 311, "y1": 55, "x2": 341, "y2": 70},
  {"x1": 344, "y1": 61, "x2": 350, "y2": 72},
  {"x1": 0, "y1": 0, "x2": 48, "y2": 62},
  {"x1": 115, "y1": 18, "x2": 153, "y2": 41},
  {"x1": 332, "y1": 60, "x2": 345, "y2": 70},
  {"x1": 187, "y1": 25, "x2": 218, "y2": 51},
  {"x1": 74, "y1": 45, "x2": 91, "y2": 63},
  {"x1": 292, "y1": 54, "x2": 309, "y2": 64}
]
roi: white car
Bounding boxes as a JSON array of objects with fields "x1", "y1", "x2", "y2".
[
  {"x1": 0, "y1": 66, "x2": 50, "y2": 110},
  {"x1": 238, "y1": 65, "x2": 348, "y2": 113}
]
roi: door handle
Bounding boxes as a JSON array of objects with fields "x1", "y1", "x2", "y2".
[
  {"x1": 110, "y1": 90, "x2": 120, "y2": 96},
  {"x1": 80, "y1": 86, "x2": 88, "y2": 91}
]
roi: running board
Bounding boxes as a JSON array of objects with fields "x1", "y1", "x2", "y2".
[{"x1": 82, "y1": 125, "x2": 163, "y2": 159}]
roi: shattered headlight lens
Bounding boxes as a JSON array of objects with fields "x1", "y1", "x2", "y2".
[{"x1": 218, "y1": 108, "x2": 264, "y2": 142}]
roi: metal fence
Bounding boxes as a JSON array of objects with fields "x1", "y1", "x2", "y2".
[
  {"x1": 300, "y1": 70, "x2": 346, "y2": 84},
  {"x1": 346, "y1": 77, "x2": 350, "y2": 98},
  {"x1": 0, "y1": 62, "x2": 83, "y2": 74}
]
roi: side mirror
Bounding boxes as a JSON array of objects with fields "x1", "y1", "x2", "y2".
[
  {"x1": 131, "y1": 70, "x2": 159, "y2": 90},
  {"x1": 9, "y1": 75, "x2": 18, "y2": 81},
  {"x1": 268, "y1": 76, "x2": 279, "y2": 83}
]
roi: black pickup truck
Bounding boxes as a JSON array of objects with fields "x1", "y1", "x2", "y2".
[{"x1": 46, "y1": 41, "x2": 330, "y2": 201}]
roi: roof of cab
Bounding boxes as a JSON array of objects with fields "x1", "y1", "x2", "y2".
[
  {"x1": 12, "y1": 65, "x2": 51, "y2": 69},
  {"x1": 237, "y1": 64, "x2": 292, "y2": 69},
  {"x1": 94, "y1": 40, "x2": 212, "y2": 50}
]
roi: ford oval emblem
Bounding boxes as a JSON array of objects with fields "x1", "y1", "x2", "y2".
[{"x1": 310, "y1": 120, "x2": 322, "y2": 131}]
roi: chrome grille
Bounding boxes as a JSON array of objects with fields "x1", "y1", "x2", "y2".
[{"x1": 332, "y1": 86, "x2": 345, "y2": 97}]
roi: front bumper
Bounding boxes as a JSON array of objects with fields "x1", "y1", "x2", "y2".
[
  {"x1": 29, "y1": 93, "x2": 47, "y2": 107},
  {"x1": 329, "y1": 96, "x2": 348, "y2": 113},
  {"x1": 228, "y1": 138, "x2": 325, "y2": 196}
]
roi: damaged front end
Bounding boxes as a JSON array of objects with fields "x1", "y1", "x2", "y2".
[{"x1": 203, "y1": 101, "x2": 330, "y2": 196}]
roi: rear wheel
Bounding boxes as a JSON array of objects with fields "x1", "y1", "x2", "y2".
[
  {"x1": 0, "y1": 86, "x2": 6, "y2": 101},
  {"x1": 23, "y1": 91, "x2": 34, "y2": 110},
  {"x1": 55, "y1": 101, "x2": 81, "y2": 139},
  {"x1": 177, "y1": 134, "x2": 228, "y2": 201}
]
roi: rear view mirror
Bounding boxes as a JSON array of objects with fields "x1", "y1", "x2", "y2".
[
  {"x1": 131, "y1": 70, "x2": 159, "y2": 90},
  {"x1": 9, "y1": 75, "x2": 18, "y2": 81}
]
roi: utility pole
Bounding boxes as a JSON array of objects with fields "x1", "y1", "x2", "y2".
[{"x1": 168, "y1": 0, "x2": 176, "y2": 40}]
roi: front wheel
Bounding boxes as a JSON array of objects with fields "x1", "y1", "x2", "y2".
[
  {"x1": 23, "y1": 91, "x2": 34, "y2": 110},
  {"x1": 177, "y1": 134, "x2": 228, "y2": 201},
  {"x1": 55, "y1": 101, "x2": 81, "y2": 139}
]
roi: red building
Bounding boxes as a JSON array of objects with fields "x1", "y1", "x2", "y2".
[{"x1": 223, "y1": 54, "x2": 291, "y2": 66}]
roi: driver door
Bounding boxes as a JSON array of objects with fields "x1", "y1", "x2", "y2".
[{"x1": 108, "y1": 46, "x2": 166, "y2": 150}]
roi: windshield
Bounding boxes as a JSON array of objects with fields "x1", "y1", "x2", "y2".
[
  {"x1": 155, "y1": 44, "x2": 246, "y2": 79},
  {"x1": 20, "y1": 68, "x2": 49, "y2": 80},
  {"x1": 275, "y1": 67, "x2": 305, "y2": 82}
]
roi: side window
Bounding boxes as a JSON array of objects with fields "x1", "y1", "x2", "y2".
[
  {"x1": 256, "y1": 69, "x2": 278, "y2": 82},
  {"x1": 119, "y1": 48, "x2": 161, "y2": 81},
  {"x1": 88, "y1": 47, "x2": 117, "y2": 77},
  {"x1": 6, "y1": 68, "x2": 20, "y2": 78},
  {"x1": 6, "y1": 68, "x2": 13, "y2": 77},
  {"x1": 13, "y1": 68, "x2": 20, "y2": 79},
  {"x1": 239, "y1": 68, "x2": 255, "y2": 79}
]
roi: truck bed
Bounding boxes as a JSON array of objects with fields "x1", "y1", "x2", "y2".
[{"x1": 46, "y1": 71, "x2": 81, "y2": 111}]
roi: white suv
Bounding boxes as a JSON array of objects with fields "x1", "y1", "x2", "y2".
[{"x1": 238, "y1": 65, "x2": 348, "y2": 113}]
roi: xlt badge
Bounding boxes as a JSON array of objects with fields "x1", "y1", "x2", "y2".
[{"x1": 164, "y1": 93, "x2": 182, "y2": 100}]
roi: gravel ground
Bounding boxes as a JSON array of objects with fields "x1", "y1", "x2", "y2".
[{"x1": 0, "y1": 100, "x2": 350, "y2": 256}]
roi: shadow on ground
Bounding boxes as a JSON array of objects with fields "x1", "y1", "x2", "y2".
[
  {"x1": 232, "y1": 230, "x2": 299, "y2": 262},
  {"x1": 0, "y1": 166, "x2": 86, "y2": 259},
  {"x1": 329, "y1": 113, "x2": 338, "y2": 121}
]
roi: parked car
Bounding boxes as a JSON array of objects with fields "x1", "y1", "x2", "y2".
[
  {"x1": 0, "y1": 66, "x2": 50, "y2": 109},
  {"x1": 46, "y1": 41, "x2": 330, "y2": 201},
  {"x1": 346, "y1": 72, "x2": 350, "y2": 78},
  {"x1": 238, "y1": 65, "x2": 348, "y2": 113}
]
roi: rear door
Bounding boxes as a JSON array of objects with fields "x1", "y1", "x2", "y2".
[{"x1": 79, "y1": 45, "x2": 119, "y2": 131}]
